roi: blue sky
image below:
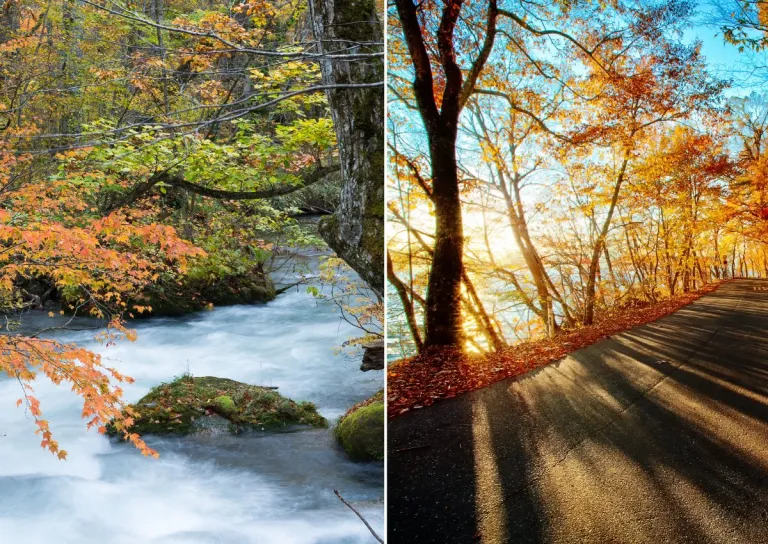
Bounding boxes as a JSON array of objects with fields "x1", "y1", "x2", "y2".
[
  {"x1": 687, "y1": 2, "x2": 765, "y2": 97},
  {"x1": 686, "y1": 25, "x2": 748, "y2": 95}
]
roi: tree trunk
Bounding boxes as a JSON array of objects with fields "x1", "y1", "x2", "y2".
[
  {"x1": 309, "y1": 0, "x2": 385, "y2": 298},
  {"x1": 0, "y1": 0, "x2": 19, "y2": 44},
  {"x1": 513, "y1": 220, "x2": 556, "y2": 337},
  {"x1": 462, "y1": 268, "x2": 505, "y2": 351},
  {"x1": 386, "y1": 250, "x2": 423, "y2": 353},
  {"x1": 394, "y1": 0, "x2": 497, "y2": 349},
  {"x1": 713, "y1": 228, "x2": 721, "y2": 279},
  {"x1": 495, "y1": 164, "x2": 558, "y2": 337},
  {"x1": 424, "y1": 131, "x2": 465, "y2": 346},
  {"x1": 661, "y1": 209, "x2": 675, "y2": 295},
  {"x1": 584, "y1": 152, "x2": 630, "y2": 325},
  {"x1": 604, "y1": 244, "x2": 619, "y2": 293},
  {"x1": 763, "y1": 246, "x2": 768, "y2": 277}
]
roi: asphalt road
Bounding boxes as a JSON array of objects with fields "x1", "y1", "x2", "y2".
[{"x1": 388, "y1": 280, "x2": 768, "y2": 543}]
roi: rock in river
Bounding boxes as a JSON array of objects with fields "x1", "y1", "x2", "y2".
[
  {"x1": 107, "y1": 376, "x2": 327, "y2": 437},
  {"x1": 334, "y1": 390, "x2": 384, "y2": 462}
]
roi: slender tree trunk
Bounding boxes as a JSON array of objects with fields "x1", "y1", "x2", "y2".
[
  {"x1": 0, "y1": 0, "x2": 19, "y2": 44},
  {"x1": 695, "y1": 252, "x2": 706, "y2": 286},
  {"x1": 625, "y1": 226, "x2": 648, "y2": 299},
  {"x1": 501, "y1": 189, "x2": 556, "y2": 337},
  {"x1": 660, "y1": 209, "x2": 676, "y2": 295},
  {"x1": 462, "y1": 268, "x2": 505, "y2": 351},
  {"x1": 682, "y1": 237, "x2": 695, "y2": 292},
  {"x1": 488, "y1": 153, "x2": 562, "y2": 336},
  {"x1": 518, "y1": 225, "x2": 557, "y2": 337},
  {"x1": 152, "y1": 0, "x2": 170, "y2": 115},
  {"x1": 713, "y1": 228, "x2": 721, "y2": 279},
  {"x1": 604, "y1": 244, "x2": 619, "y2": 292},
  {"x1": 763, "y1": 246, "x2": 768, "y2": 277},
  {"x1": 584, "y1": 151, "x2": 630, "y2": 325},
  {"x1": 742, "y1": 248, "x2": 749, "y2": 277},
  {"x1": 386, "y1": 250, "x2": 423, "y2": 353}
]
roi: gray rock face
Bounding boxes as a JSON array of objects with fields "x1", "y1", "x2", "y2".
[
  {"x1": 361, "y1": 340, "x2": 384, "y2": 371},
  {"x1": 191, "y1": 413, "x2": 233, "y2": 435}
]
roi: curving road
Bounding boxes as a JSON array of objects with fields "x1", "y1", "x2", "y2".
[{"x1": 388, "y1": 280, "x2": 768, "y2": 543}]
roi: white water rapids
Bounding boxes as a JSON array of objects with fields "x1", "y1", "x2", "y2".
[{"x1": 0, "y1": 268, "x2": 384, "y2": 543}]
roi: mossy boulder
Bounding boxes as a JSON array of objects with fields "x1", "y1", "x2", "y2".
[
  {"x1": 108, "y1": 375, "x2": 326, "y2": 437},
  {"x1": 334, "y1": 391, "x2": 384, "y2": 462}
]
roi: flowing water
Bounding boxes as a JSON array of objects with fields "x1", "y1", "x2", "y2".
[{"x1": 0, "y1": 254, "x2": 384, "y2": 544}]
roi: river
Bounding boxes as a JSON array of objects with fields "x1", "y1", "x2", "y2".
[{"x1": 0, "y1": 252, "x2": 384, "y2": 544}]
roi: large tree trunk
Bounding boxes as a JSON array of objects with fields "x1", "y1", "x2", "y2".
[
  {"x1": 424, "y1": 129, "x2": 465, "y2": 346},
  {"x1": 394, "y1": 0, "x2": 497, "y2": 350},
  {"x1": 309, "y1": 0, "x2": 384, "y2": 298}
]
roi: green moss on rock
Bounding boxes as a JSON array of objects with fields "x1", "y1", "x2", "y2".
[
  {"x1": 212, "y1": 395, "x2": 236, "y2": 416},
  {"x1": 334, "y1": 394, "x2": 384, "y2": 462},
  {"x1": 108, "y1": 375, "x2": 326, "y2": 437}
]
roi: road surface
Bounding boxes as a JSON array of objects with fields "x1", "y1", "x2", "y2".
[{"x1": 388, "y1": 280, "x2": 768, "y2": 543}]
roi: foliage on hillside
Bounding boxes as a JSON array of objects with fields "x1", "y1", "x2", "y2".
[{"x1": 388, "y1": 282, "x2": 723, "y2": 418}]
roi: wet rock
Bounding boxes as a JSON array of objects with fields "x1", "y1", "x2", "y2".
[
  {"x1": 360, "y1": 340, "x2": 384, "y2": 371},
  {"x1": 107, "y1": 375, "x2": 326, "y2": 437},
  {"x1": 60, "y1": 269, "x2": 276, "y2": 318},
  {"x1": 334, "y1": 391, "x2": 384, "y2": 462},
  {"x1": 133, "y1": 271, "x2": 276, "y2": 317}
]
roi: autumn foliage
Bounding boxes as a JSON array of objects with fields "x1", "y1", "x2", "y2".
[{"x1": 0, "y1": 145, "x2": 201, "y2": 458}]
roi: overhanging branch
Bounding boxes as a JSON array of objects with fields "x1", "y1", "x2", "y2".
[
  {"x1": 106, "y1": 164, "x2": 339, "y2": 212},
  {"x1": 157, "y1": 164, "x2": 340, "y2": 200}
]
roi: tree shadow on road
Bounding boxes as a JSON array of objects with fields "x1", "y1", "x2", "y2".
[{"x1": 388, "y1": 282, "x2": 768, "y2": 543}]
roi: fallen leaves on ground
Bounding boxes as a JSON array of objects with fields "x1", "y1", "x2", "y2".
[{"x1": 387, "y1": 282, "x2": 724, "y2": 418}]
